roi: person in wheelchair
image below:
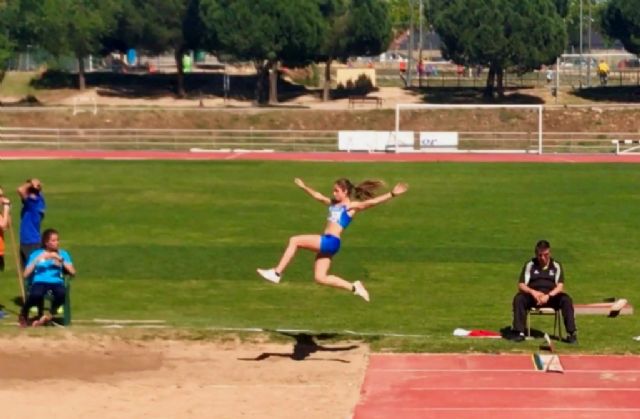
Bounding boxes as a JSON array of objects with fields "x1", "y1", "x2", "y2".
[{"x1": 19, "y1": 228, "x2": 75, "y2": 327}]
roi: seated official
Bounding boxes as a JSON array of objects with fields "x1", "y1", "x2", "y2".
[
  {"x1": 19, "y1": 228, "x2": 75, "y2": 327},
  {"x1": 510, "y1": 240, "x2": 577, "y2": 343}
]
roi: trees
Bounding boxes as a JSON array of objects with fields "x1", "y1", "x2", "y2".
[
  {"x1": 317, "y1": 0, "x2": 349, "y2": 101},
  {"x1": 432, "y1": 0, "x2": 566, "y2": 97},
  {"x1": 36, "y1": 0, "x2": 119, "y2": 90},
  {"x1": 2, "y1": 0, "x2": 42, "y2": 52},
  {"x1": 4, "y1": 0, "x2": 392, "y2": 103},
  {"x1": 137, "y1": 0, "x2": 208, "y2": 97},
  {"x1": 317, "y1": 0, "x2": 392, "y2": 101},
  {"x1": 0, "y1": 2, "x2": 15, "y2": 79},
  {"x1": 0, "y1": 33, "x2": 12, "y2": 76},
  {"x1": 387, "y1": 0, "x2": 419, "y2": 33},
  {"x1": 201, "y1": 0, "x2": 325, "y2": 104},
  {"x1": 104, "y1": 0, "x2": 209, "y2": 97},
  {"x1": 601, "y1": 0, "x2": 640, "y2": 55}
]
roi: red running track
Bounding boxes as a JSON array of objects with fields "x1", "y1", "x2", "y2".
[
  {"x1": 353, "y1": 354, "x2": 640, "y2": 419},
  {"x1": 3, "y1": 150, "x2": 640, "y2": 163}
]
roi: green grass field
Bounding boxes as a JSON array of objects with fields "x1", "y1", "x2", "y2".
[{"x1": 1, "y1": 160, "x2": 639, "y2": 353}]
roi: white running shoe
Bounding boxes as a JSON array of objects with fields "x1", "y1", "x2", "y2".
[
  {"x1": 353, "y1": 281, "x2": 370, "y2": 302},
  {"x1": 257, "y1": 268, "x2": 281, "y2": 284}
]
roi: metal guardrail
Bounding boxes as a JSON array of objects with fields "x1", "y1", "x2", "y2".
[
  {"x1": 0, "y1": 128, "x2": 338, "y2": 152},
  {"x1": 1, "y1": 127, "x2": 638, "y2": 154}
]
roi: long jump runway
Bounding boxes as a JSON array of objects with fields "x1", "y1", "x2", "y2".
[{"x1": 353, "y1": 354, "x2": 640, "y2": 419}]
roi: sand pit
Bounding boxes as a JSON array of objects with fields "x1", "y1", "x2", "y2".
[{"x1": 0, "y1": 334, "x2": 368, "y2": 419}]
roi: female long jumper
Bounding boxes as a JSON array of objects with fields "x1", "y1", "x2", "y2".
[{"x1": 257, "y1": 177, "x2": 408, "y2": 302}]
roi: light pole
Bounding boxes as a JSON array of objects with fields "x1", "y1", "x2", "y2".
[
  {"x1": 587, "y1": 0, "x2": 592, "y2": 87},
  {"x1": 579, "y1": 0, "x2": 583, "y2": 87},
  {"x1": 418, "y1": 0, "x2": 423, "y2": 88},
  {"x1": 407, "y1": 0, "x2": 415, "y2": 88}
]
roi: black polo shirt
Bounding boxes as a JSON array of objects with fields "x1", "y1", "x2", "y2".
[{"x1": 519, "y1": 257, "x2": 564, "y2": 293}]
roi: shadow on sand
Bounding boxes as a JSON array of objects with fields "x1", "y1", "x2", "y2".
[{"x1": 238, "y1": 331, "x2": 360, "y2": 363}]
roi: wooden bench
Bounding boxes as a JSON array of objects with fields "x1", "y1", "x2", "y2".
[{"x1": 348, "y1": 95, "x2": 383, "y2": 109}]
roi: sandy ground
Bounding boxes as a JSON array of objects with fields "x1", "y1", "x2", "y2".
[
  {"x1": 51, "y1": 86, "x2": 422, "y2": 110},
  {"x1": 0, "y1": 334, "x2": 369, "y2": 419}
]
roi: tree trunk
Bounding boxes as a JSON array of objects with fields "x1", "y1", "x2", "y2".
[
  {"x1": 268, "y1": 60, "x2": 278, "y2": 104},
  {"x1": 323, "y1": 58, "x2": 333, "y2": 102},
  {"x1": 77, "y1": 56, "x2": 86, "y2": 91},
  {"x1": 496, "y1": 67, "x2": 505, "y2": 98},
  {"x1": 174, "y1": 48, "x2": 186, "y2": 98},
  {"x1": 254, "y1": 61, "x2": 268, "y2": 104},
  {"x1": 484, "y1": 65, "x2": 496, "y2": 98}
]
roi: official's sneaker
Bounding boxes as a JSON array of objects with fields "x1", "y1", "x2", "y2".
[
  {"x1": 257, "y1": 268, "x2": 281, "y2": 284},
  {"x1": 565, "y1": 332, "x2": 578, "y2": 344},
  {"x1": 608, "y1": 298, "x2": 627, "y2": 318},
  {"x1": 509, "y1": 331, "x2": 526, "y2": 342},
  {"x1": 353, "y1": 281, "x2": 370, "y2": 302}
]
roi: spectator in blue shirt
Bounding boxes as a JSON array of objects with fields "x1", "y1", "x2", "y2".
[
  {"x1": 17, "y1": 178, "x2": 46, "y2": 268},
  {"x1": 19, "y1": 228, "x2": 75, "y2": 327}
]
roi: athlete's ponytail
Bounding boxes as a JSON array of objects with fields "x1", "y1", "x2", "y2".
[{"x1": 335, "y1": 178, "x2": 384, "y2": 200}]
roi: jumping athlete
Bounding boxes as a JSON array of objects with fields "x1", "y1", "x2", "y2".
[{"x1": 257, "y1": 178, "x2": 409, "y2": 302}]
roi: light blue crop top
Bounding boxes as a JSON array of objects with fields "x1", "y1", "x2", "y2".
[{"x1": 327, "y1": 204, "x2": 352, "y2": 228}]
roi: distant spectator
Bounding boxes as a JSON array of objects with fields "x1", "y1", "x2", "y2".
[
  {"x1": 546, "y1": 69, "x2": 554, "y2": 84},
  {"x1": 399, "y1": 59, "x2": 406, "y2": 73},
  {"x1": 183, "y1": 54, "x2": 192, "y2": 73},
  {"x1": 417, "y1": 60, "x2": 425, "y2": 77},
  {"x1": 17, "y1": 179, "x2": 45, "y2": 269},
  {"x1": 19, "y1": 228, "x2": 75, "y2": 327},
  {"x1": 425, "y1": 64, "x2": 434, "y2": 77},
  {"x1": 597, "y1": 60, "x2": 610, "y2": 86}
]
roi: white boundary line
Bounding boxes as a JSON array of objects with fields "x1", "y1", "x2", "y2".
[
  {"x1": 89, "y1": 318, "x2": 166, "y2": 324},
  {"x1": 206, "y1": 326, "x2": 431, "y2": 338},
  {"x1": 370, "y1": 368, "x2": 640, "y2": 373},
  {"x1": 397, "y1": 407, "x2": 640, "y2": 412},
  {"x1": 400, "y1": 387, "x2": 640, "y2": 391}
]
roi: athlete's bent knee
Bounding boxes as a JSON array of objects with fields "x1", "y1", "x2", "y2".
[{"x1": 314, "y1": 275, "x2": 328, "y2": 285}]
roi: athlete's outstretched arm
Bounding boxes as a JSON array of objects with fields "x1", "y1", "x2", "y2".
[
  {"x1": 349, "y1": 182, "x2": 408, "y2": 212},
  {"x1": 294, "y1": 178, "x2": 331, "y2": 205}
]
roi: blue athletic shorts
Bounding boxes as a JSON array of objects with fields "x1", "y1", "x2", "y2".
[{"x1": 320, "y1": 234, "x2": 341, "y2": 256}]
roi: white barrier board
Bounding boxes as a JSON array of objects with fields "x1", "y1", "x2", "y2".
[
  {"x1": 338, "y1": 131, "x2": 413, "y2": 152},
  {"x1": 419, "y1": 131, "x2": 459, "y2": 151}
]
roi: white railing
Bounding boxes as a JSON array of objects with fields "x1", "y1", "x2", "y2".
[
  {"x1": 0, "y1": 127, "x2": 639, "y2": 154},
  {"x1": 0, "y1": 128, "x2": 337, "y2": 152}
]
